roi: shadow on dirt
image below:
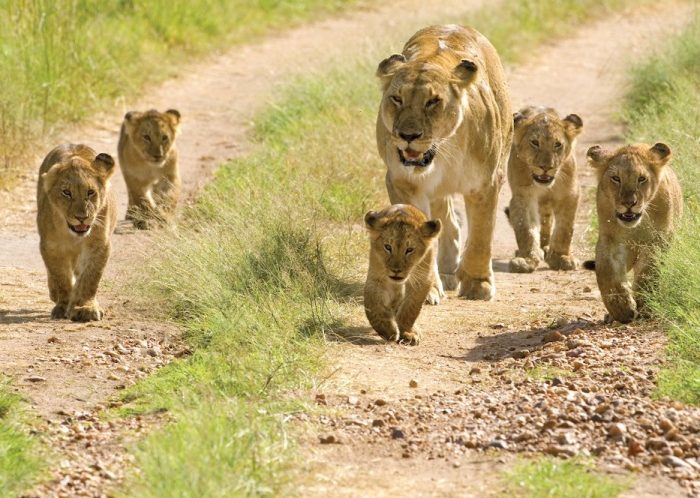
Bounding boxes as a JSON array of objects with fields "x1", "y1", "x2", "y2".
[
  {"x1": 326, "y1": 324, "x2": 385, "y2": 346},
  {"x1": 0, "y1": 307, "x2": 47, "y2": 325}
]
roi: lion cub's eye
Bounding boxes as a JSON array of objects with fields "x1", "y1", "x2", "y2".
[
  {"x1": 554, "y1": 141, "x2": 563, "y2": 150},
  {"x1": 638, "y1": 176, "x2": 648, "y2": 184},
  {"x1": 143, "y1": 134, "x2": 152, "y2": 143},
  {"x1": 390, "y1": 95, "x2": 402, "y2": 106},
  {"x1": 87, "y1": 189, "x2": 96, "y2": 198},
  {"x1": 405, "y1": 247, "x2": 415, "y2": 255},
  {"x1": 530, "y1": 139, "x2": 540, "y2": 149},
  {"x1": 425, "y1": 97, "x2": 441, "y2": 109},
  {"x1": 383, "y1": 244, "x2": 392, "y2": 253},
  {"x1": 62, "y1": 189, "x2": 72, "y2": 198},
  {"x1": 611, "y1": 175, "x2": 621, "y2": 183},
  {"x1": 162, "y1": 135, "x2": 169, "y2": 144}
]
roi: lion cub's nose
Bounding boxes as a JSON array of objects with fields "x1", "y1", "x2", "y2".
[{"x1": 399, "y1": 131, "x2": 423, "y2": 143}]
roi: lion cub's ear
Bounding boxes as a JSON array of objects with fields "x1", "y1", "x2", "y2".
[
  {"x1": 648, "y1": 142, "x2": 672, "y2": 168},
  {"x1": 123, "y1": 111, "x2": 142, "y2": 137},
  {"x1": 420, "y1": 219, "x2": 442, "y2": 239},
  {"x1": 563, "y1": 114, "x2": 583, "y2": 138},
  {"x1": 93, "y1": 153, "x2": 116, "y2": 180},
  {"x1": 376, "y1": 54, "x2": 406, "y2": 90},
  {"x1": 364, "y1": 211, "x2": 381, "y2": 230},
  {"x1": 165, "y1": 109, "x2": 181, "y2": 128},
  {"x1": 454, "y1": 59, "x2": 478, "y2": 86},
  {"x1": 586, "y1": 145, "x2": 611, "y2": 167}
]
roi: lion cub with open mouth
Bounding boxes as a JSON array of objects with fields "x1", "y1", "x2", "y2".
[
  {"x1": 587, "y1": 142, "x2": 683, "y2": 323},
  {"x1": 364, "y1": 205, "x2": 441, "y2": 345}
]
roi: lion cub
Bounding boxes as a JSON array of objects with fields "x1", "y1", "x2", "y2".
[
  {"x1": 587, "y1": 143, "x2": 682, "y2": 323},
  {"x1": 37, "y1": 144, "x2": 117, "y2": 321},
  {"x1": 118, "y1": 108, "x2": 181, "y2": 229},
  {"x1": 506, "y1": 106, "x2": 583, "y2": 273},
  {"x1": 364, "y1": 205, "x2": 441, "y2": 345}
]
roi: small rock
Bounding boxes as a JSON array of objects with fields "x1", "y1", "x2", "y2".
[
  {"x1": 543, "y1": 331, "x2": 565, "y2": 343},
  {"x1": 319, "y1": 434, "x2": 339, "y2": 445},
  {"x1": 488, "y1": 439, "x2": 508, "y2": 450},
  {"x1": 146, "y1": 347, "x2": 161, "y2": 357},
  {"x1": 469, "y1": 367, "x2": 481, "y2": 375},
  {"x1": 26, "y1": 376, "x2": 46, "y2": 383},
  {"x1": 372, "y1": 419, "x2": 385, "y2": 428},
  {"x1": 659, "y1": 417, "x2": 675, "y2": 433},
  {"x1": 513, "y1": 351, "x2": 529, "y2": 359},
  {"x1": 347, "y1": 395, "x2": 359, "y2": 406},
  {"x1": 557, "y1": 432, "x2": 576, "y2": 445},
  {"x1": 628, "y1": 439, "x2": 644, "y2": 457},
  {"x1": 572, "y1": 360, "x2": 584, "y2": 371},
  {"x1": 409, "y1": 380, "x2": 418, "y2": 388},
  {"x1": 530, "y1": 288, "x2": 541, "y2": 293},
  {"x1": 47, "y1": 336, "x2": 60, "y2": 344},
  {"x1": 583, "y1": 286, "x2": 592, "y2": 293},
  {"x1": 315, "y1": 394, "x2": 326, "y2": 405},
  {"x1": 490, "y1": 323, "x2": 506, "y2": 329},
  {"x1": 374, "y1": 399, "x2": 387, "y2": 407},
  {"x1": 664, "y1": 456, "x2": 692, "y2": 469},
  {"x1": 607, "y1": 423, "x2": 626, "y2": 439},
  {"x1": 391, "y1": 428, "x2": 405, "y2": 440}
]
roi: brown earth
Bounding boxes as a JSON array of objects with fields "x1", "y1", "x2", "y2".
[{"x1": 0, "y1": 0, "x2": 696, "y2": 496}]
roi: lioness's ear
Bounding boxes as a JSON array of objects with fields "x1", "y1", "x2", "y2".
[
  {"x1": 454, "y1": 59, "x2": 478, "y2": 86},
  {"x1": 586, "y1": 145, "x2": 610, "y2": 168},
  {"x1": 563, "y1": 114, "x2": 583, "y2": 138},
  {"x1": 93, "y1": 153, "x2": 115, "y2": 179},
  {"x1": 649, "y1": 142, "x2": 671, "y2": 167},
  {"x1": 420, "y1": 219, "x2": 442, "y2": 239},
  {"x1": 376, "y1": 54, "x2": 406, "y2": 90},
  {"x1": 165, "y1": 109, "x2": 181, "y2": 127},
  {"x1": 41, "y1": 165, "x2": 61, "y2": 194}
]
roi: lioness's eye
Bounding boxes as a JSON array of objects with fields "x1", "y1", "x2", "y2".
[
  {"x1": 554, "y1": 141, "x2": 563, "y2": 150},
  {"x1": 530, "y1": 139, "x2": 540, "y2": 149},
  {"x1": 611, "y1": 175, "x2": 621, "y2": 183},
  {"x1": 62, "y1": 189, "x2": 72, "y2": 198},
  {"x1": 143, "y1": 134, "x2": 151, "y2": 143},
  {"x1": 87, "y1": 189, "x2": 96, "y2": 198},
  {"x1": 384, "y1": 244, "x2": 392, "y2": 253},
  {"x1": 405, "y1": 247, "x2": 415, "y2": 255},
  {"x1": 639, "y1": 176, "x2": 648, "y2": 184},
  {"x1": 390, "y1": 95, "x2": 402, "y2": 106},
  {"x1": 426, "y1": 97, "x2": 441, "y2": 109}
]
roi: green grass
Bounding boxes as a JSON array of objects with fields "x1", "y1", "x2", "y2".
[
  {"x1": 115, "y1": 0, "x2": 672, "y2": 495},
  {"x1": 621, "y1": 14, "x2": 700, "y2": 404},
  {"x1": 504, "y1": 457, "x2": 627, "y2": 498},
  {"x1": 0, "y1": 0, "x2": 360, "y2": 188},
  {"x1": 0, "y1": 380, "x2": 44, "y2": 497}
]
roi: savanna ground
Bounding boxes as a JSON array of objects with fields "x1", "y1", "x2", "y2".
[{"x1": 0, "y1": 1, "x2": 699, "y2": 497}]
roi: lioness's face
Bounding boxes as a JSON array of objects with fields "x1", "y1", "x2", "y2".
[
  {"x1": 125, "y1": 109, "x2": 180, "y2": 165},
  {"x1": 588, "y1": 143, "x2": 671, "y2": 229},
  {"x1": 377, "y1": 55, "x2": 479, "y2": 172},
  {"x1": 514, "y1": 110, "x2": 582, "y2": 188},
  {"x1": 43, "y1": 155, "x2": 114, "y2": 237},
  {"x1": 365, "y1": 205, "x2": 441, "y2": 283}
]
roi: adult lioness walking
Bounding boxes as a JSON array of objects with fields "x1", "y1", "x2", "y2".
[{"x1": 376, "y1": 25, "x2": 512, "y2": 303}]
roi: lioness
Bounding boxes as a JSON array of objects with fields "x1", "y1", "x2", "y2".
[
  {"x1": 37, "y1": 144, "x2": 117, "y2": 321},
  {"x1": 118, "y1": 108, "x2": 181, "y2": 229},
  {"x1": 506, "y1": 106, "x2": 583, "y2": 273},
  {"x1": 587, "y1": 143, "x2": 682, "y2": 323},
  {"x1": 364, "y1": 205, "x2": 441, "y2": 345},
  {"x1": 376, "y1": 24, "x2": 512, "y2": 304}
]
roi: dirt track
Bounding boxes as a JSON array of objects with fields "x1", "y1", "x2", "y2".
[{"x1": 0, "y1": 0, "x2": 696, "y2": 496}]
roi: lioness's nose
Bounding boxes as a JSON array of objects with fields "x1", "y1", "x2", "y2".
[
  {"x1": 399, "y1": 131, "x2": 423, "y2": 143},
  {"x1": 622, "y1": 197, "x2": 637, "y2": 208}
]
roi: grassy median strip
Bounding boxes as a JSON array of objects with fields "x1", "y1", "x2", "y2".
[
  {"x1": 117, "y1": 0, "x2": 659, "y2": 495},
  {"x1": 621, "y1": 15, "x2": 700, "y2": 404},
  {"x1": 0, "y1": 380, "x2": 44, "y2": 497}
]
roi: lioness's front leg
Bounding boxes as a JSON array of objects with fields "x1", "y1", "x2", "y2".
[
  {"x1": 545, "y1": 192, "x2": 579, "y2": 271},
  {"x1": 68, "y1": 244, "x2": 110, "y2": 322},
  {"x1": 595, "y1": 239, "x2": 637, "y2": 323},
  {"x1": 431, "y1": 196, "x2": 461, "y2": 291},
  {"x1": 507, "y1": 193, "x2": 542, "y2": 273},
  {"x1": 41, "y1": 244, "x2": 73, "y2": 319},
  {"x1": 459, "y1": 186, "x2": 499, "y2": 300}
]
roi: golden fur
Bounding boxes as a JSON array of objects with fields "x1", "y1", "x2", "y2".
[
  {"x1": 506, "y1": 106, "x2": 583, "y2": 273},
  {"x1": 364, "y1": 205, "x2": 441, "y2": 345},
  {"x1": 118, "y1": 108, "x2": 181, "y2": 229},
  {"x1": 588, "y1": 142, "x2": 683, "y2": 323},
  {"x1": 37, "y1": 144, "x2": 117, "y2": 321},
  {"x1": 376, "y1": 24, "x2": 512, "y2": 304}
]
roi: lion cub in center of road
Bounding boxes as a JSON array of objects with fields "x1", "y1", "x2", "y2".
[
  {"x1": 118, "y1": 108, "x2": 181, "y2": 229},
  {"x1": 364, "y1": 205, "x2": 441, "y2": 345}
]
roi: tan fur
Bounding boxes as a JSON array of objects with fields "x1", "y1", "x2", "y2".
[
  {"x1": 364, "y1": 205, "x2": 442, "y2": 345},
  {"x1": 376, "y1": 25, "x2": 512, "y2": 304},
  {"x1": 506, "y1": 106, "x2": 583, "y2": 273},
  {"x1": 588, "y1": 143, "x2": 683, "y2": 323},
  {"x1": 37, "y1": 144, "x2": 117, "y2": 321},
  {"x1": 118, "y1": 108, "x2": 181, "y2": 229}
]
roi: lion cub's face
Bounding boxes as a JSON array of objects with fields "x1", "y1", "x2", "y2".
[
  {"x1": 123, "y1": 109, "x2": 181, "y2": 164},
  {"x1": 513, "y1": 107, "x2": 582, "y2": 187},
  {"x1": 588, "y1": 143, "x2": 671, "y2": 228},
  {"x1": 376, "y1": 54, "x2": 480, "y2": 171},
  {"x1": 42, "y1": 154, "x2": 115, "y2": 237},
  {"x1": 365, "y1": 205, "x2": 441, "y2": 283}
]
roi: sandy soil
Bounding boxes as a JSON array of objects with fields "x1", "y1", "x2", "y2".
[{"x1": 0, "y1": 0, "x2": 696, "y2": 496}]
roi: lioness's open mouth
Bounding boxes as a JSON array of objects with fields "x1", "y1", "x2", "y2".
[
  {"x1": 532, "y1": 174, "x2": 555, "y2": 185},
  {"x1": 617, "y1": 212, "x2": 642, "y2": 223},
  {"x1": 69, "y1": 223, "x2": 91, "y2": 235},
  {"x1": 398, "y1": 147, "x2": 436, "y2": 168}
]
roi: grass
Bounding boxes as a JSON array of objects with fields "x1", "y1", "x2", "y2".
[
  {"x1": 504, "y1": 457, "x2": 627, "y2": 498},
  {"x1": 0, "y1": 0, "x2": 360, "y2": 188},
  {"x1": 618, "y1": 13, "x2": 700, "y2": 404},
  {"x1": 0, "y1": 379, "x2": 43, "y2": 497},
  {"x1": 114, "y1": 0, "x2": 673, "y2": 495}
]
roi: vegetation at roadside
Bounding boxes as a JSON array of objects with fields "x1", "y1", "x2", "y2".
[
  {"x1": 0, "y1": 379, "x2": 44, "y2": 497},
  {"x1": 115, "y1": 0, "x2": 673, "y2": 495},
  {"x1": 0, "y1": 0, "x2": 359, "y2": 188},
  {"x1": 621, "y1": 15, "x2": 700, "y2": 404},
  {"x1": 504, "y1": 457, "x2": 627, "y2": 498}
]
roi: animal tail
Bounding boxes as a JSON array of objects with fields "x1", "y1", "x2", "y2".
[{"x1": 583, "y1": 260, "x2": 596, "y2": 271}]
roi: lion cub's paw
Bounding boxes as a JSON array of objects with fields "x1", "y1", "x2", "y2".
[
  {"x1": 399, "y1": 329, "x2": 421, "y2": 346},
  {"x1": 70, "y1": 304, "x2": 104, "y2": 322},
  {"x1": 509, "y1": 257, "x2": 538, "y2": 273},
  {"x1": 425, "y1": 286, "x2": 443, "y2": 305},
  {"x1": 545, "y1": 252, "x2": 579, "y2": 271},
  {"x1": 51, "y1": 303, "x2": 69, "y2": 319},
  {"x1": 458, "y1": 277, "x2": 495, "y2": 301}
]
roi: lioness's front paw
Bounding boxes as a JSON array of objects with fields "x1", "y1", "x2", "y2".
[
  {"x1": 546, "y1": 252, "x2": 579, "y2": 271},
  {"x1": 509, "y1": 257, "x2": 538, "y2": 273},
  {"x1": 400, "y1": 329, "x2": 421, "y2": 346},
  {"x1": 70, "y1": 304, "x2": 104, "y2": 322},
  {"x1": 425, "y1": 286, "x2": 443, "y2": 305},
  {"x1": 51, "y1": 303, "x2": 69, "y2": 319},
  {"x1": 458, "y1": 277, "x2": 495, "y2": 301},
  {"x1": 440, "y1": 272, "x2": 459, "y2": 291}
]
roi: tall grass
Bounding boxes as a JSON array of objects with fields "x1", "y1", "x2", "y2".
[
  {"x1": 0, "y1": 0, "x2": 358, "y2": 188},
  {"x1": 0, "y1": 379, "x2": 43, "y2": 497},
  {"x1": 621, "y1": 15, "x2": 700, "y2": 404}
]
